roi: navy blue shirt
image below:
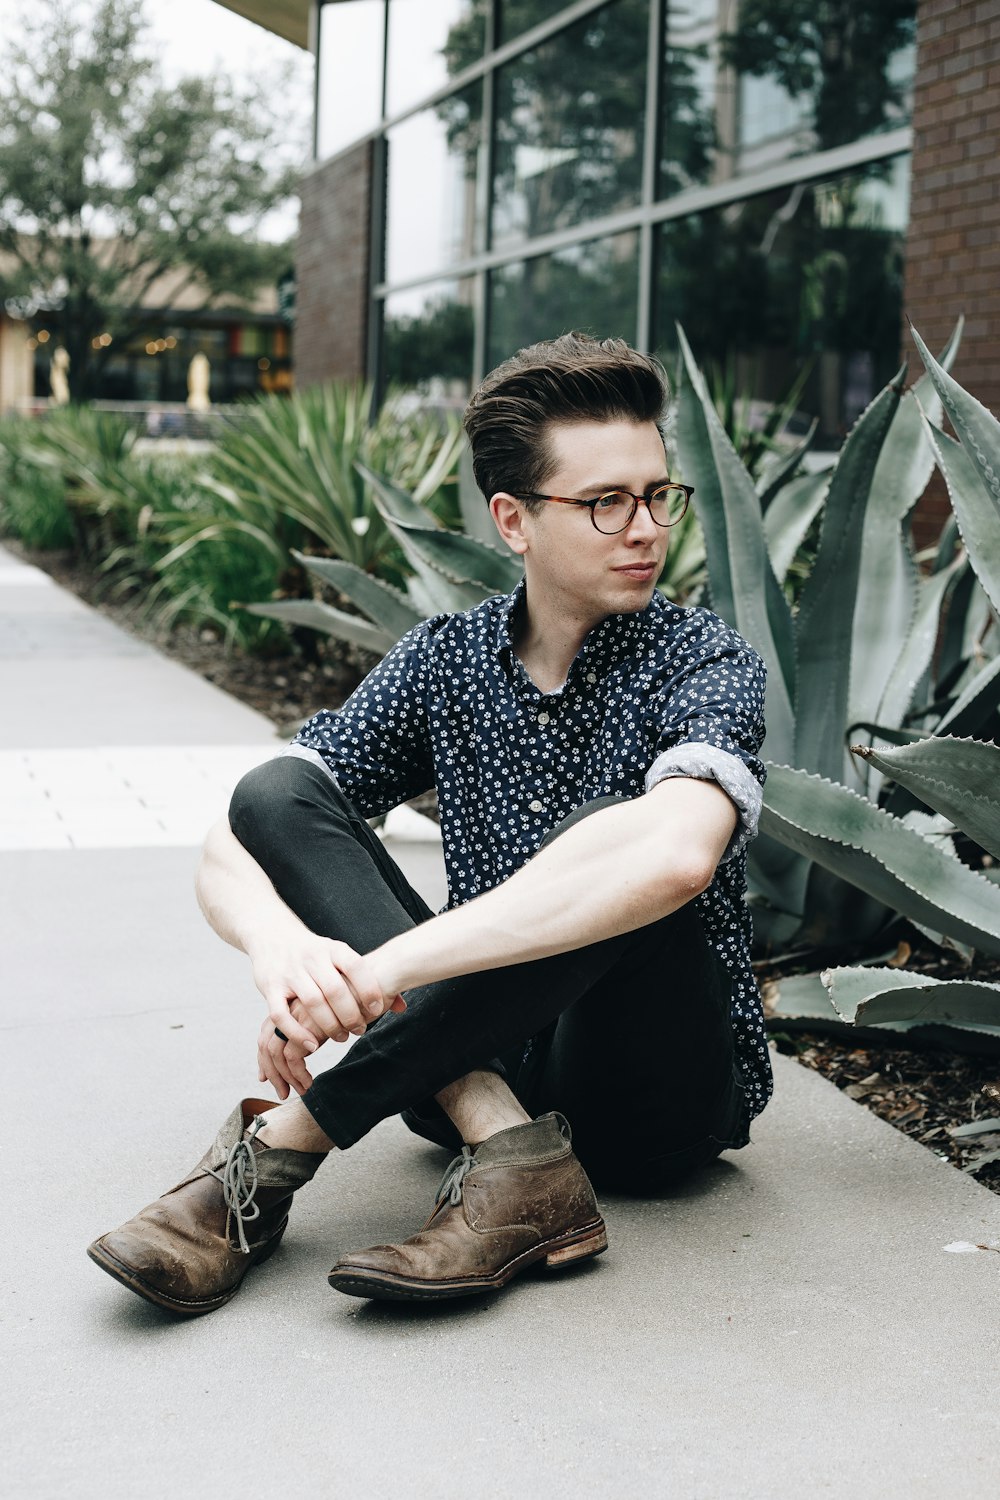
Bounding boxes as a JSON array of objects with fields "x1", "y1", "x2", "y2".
[{"x1": 290, "y1": 580, "x2": 772, "y2": 1121}]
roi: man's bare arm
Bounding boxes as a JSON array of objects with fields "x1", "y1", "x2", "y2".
[{"x1": 369, "y1": 776, "x2": 738, "y2": 997}]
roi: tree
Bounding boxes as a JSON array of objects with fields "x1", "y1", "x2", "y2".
[{"x1": 0, "y1": 0, "x2": 306, "y2": 399}]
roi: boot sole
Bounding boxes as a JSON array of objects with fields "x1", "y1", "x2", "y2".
[
  {"x1": 86, "y1": 1219, "x2": 288, "y2": 1316},
  {"x1": 328, "y1": 1218, "x2": 608, "y2": 1302}
]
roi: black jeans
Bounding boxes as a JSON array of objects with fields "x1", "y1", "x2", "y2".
[{"x1": 229, "y1": 758, "x2": 750, "y2": 1191}]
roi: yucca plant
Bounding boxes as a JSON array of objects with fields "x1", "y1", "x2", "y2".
[
  {"x1": 672, "y1": 319, "x2": 1000, "y2": 973},
  {"x1": 190, "y1": 383, "x2": 464, "y2": 590}
]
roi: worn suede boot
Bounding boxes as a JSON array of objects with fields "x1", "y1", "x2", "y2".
[
  {"x1": 87, "y1": 1098, "x2": 325, "y2": 1315},
  {"x1": 328, "y1": 1112, "x2": 607, "y2": 1302}
]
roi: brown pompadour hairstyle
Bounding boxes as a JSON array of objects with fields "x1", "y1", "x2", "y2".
[{"x1": 463, "y1": 331, "x2": 668, "y2": 507}]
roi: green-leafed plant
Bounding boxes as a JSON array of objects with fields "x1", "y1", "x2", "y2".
[
  {"x1": 188, "y1": 384, "x2": 464, "y2": 591},
  {"x1": 0, "y1": 415, "x2": 75, "y2": 549},
  {"x1": 245, "y1": 436, "x2": 709, "y2": 653},
  {"x1": 672, "y1": 319, "x2": 1000, "y2": 965},
  {"x1": 245, "y1": 459, "x2": 524, "y2": 654}
]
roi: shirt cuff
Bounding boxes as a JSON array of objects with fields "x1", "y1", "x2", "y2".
[{"x1": 644, "y1": 743, "x2": 763, "y2": 864}]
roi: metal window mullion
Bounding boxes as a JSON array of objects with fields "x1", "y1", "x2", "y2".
[
  {"x1": 367, "y1": 133, "x2": 388, "y2": 403},
  {"x1": 637, "y1": 0, "x2": 665, "y2": 351},
  {"x1": 473, "y1": 1, "x2": 498, "y2": 386}
]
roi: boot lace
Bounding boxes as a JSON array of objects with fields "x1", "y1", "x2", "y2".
[
  {"x1": 207, "y1": 1114, "x2": 264, "y2": 1254},
  {"x1": 436, "y1": 1144, "x2": 475, "y2": 1207}
]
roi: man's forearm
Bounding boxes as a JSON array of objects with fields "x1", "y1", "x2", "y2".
[
  {"x1": 195, "y1": 817, "x2": 305, "y2": 957},
  {"x1": 371, "y1": 779, "x2": 737, "y2": 996}
]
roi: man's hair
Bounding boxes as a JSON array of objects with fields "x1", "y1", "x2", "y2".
[{"x1": 463, "y1": 332, "x2": 668, "y2": 506}]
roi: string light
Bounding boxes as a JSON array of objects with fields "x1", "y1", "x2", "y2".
[
  {"x1": 36, "y1": 329, "x2": 51, "y2": 344},
  {"x1": 258, "y1": 357, "x2": 271, "y2": 370}
]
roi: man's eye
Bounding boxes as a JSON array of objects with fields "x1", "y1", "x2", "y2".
[{"x1": 595, "y1": 493, "x2": 627, "y2": 510}]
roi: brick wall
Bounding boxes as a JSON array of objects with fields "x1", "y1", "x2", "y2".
[
  {"x1": 905, "y1": 0, "x2": 1000, "y2": 540},
  {"x1": 295, "y1": 142, "x2": 374, "y2": 388}
]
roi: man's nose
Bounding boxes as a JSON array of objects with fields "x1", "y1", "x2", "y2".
[{"x1": 626, "y1": 498, "x2": 660, "y2": 540}]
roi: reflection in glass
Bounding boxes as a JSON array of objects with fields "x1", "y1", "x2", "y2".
[
  {"x1": 386, "y1": 0, "x2": 485, "y2": 117},
  {"x1": 385, "y1": 84, "x2": 483, "y2": 285},
  {"x1": 660, "y1": 0, "x2": 719, "y2": 197},
  {"x1": 488, "y1": 231, "x2": 639, "y2": 368},
  {"x1": 382, "y1": 279, "x2": 476, "y2": 400},
  {"x1": 654, "y1": 157, "x2": 911, "y2": 445},
  {"x1": 491, "y1": 0, "x2": 647, "y2": 251},
  {"x1": 315, "y1": 0, "x2": 386, "y2": 162},
  {"x1": 496, "y1": 0, "x2": 559, "y2": 47},
  {"x1": 721, "y1": 1, "x2": 917, "y2": 166}
]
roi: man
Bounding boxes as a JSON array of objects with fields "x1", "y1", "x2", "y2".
[{"x1": 88, "y1": 333, "x2": 769, "y2": 1315}]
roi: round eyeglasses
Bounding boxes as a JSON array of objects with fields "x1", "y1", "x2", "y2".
[{"x1": 512, "y1": 483, "x2": 693, "y2": 534}]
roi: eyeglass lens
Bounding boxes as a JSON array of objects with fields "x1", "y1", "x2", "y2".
[{"x1": 592, "y1": 486, "x2": 688, "y2": 533}]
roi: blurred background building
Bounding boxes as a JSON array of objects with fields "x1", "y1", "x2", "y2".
[{"x1": 209, "y1": 1, "x2": 998, "y2": 474}]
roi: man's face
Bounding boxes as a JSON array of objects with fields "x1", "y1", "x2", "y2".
[{"x1": 508, "y1": 418, "x2": 672, "y2": 627}]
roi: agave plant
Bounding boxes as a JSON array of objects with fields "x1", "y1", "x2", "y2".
[
  {"x1": 769, "y1": 734, "x2": 1000, "y2": 1050},
  {"x1": 244, "y1": 454, "x2": 524, "y2": 654},
  {"x1": 672, "y1": 318, "x2": 1000, "y2": 976}
]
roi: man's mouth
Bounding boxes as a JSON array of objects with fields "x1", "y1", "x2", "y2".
[{"x1": 614, "y1": 562, "x2": 658, "y2": 579}]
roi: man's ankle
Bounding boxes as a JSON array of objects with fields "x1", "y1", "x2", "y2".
[
  {"x1": 256, "y1": 1097, "x2": 336, "y2": 1154},
  {"x1": 435, "y1": 1070, "x2": 531, "y2": 1145}
]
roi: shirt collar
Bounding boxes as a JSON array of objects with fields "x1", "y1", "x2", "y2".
[{"x1": 494, "y1": 577, "x2": 650, "y2": 680}]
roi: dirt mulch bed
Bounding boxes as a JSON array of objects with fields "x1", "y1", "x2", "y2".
[{"x1": 11, "y1": 538, "x2": 1000, "y2": 1193}]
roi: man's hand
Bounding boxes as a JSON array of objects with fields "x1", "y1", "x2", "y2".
[{"x1": 250, "y1": 932, "x2": 406, "y2": 1098}]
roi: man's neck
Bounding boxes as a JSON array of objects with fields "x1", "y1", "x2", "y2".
[{"x1": 513, "y1": 591, "x2": 597, "y2": 694}]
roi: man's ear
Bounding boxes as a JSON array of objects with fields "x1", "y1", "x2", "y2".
[{"x1": 489, "y1": 493, "x2": 530, "y2": 556}]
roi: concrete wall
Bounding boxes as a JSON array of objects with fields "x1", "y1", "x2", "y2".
[
  {"x1": 905, "y1": 0, "x2": 1000, "y2": 536},
  {"x1": 295, "y1": 140, "x2": 374, "y2": 388}
]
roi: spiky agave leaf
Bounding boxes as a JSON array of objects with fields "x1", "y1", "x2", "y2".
[
  {"x1": 794, "y1": 364, "x2": 905, "y2": 784},
  {"x1": 822, "y1": 966, "x2": 1000, "y2": 1031},
  {"x1": 759, "y1": 762, "x2": 1000, "y2": 955},
  {"x1": 292, "y1": 551, "x2": 423, "y2": 640},
  {"x1": 851, "y1": 735, "x2": 1000, "y2": 858}
]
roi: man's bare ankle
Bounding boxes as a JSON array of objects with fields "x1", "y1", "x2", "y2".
[
  {"x1": 256, "y1": 1097, "x2": 336, "y2": 1154},
  {"x1": 436, "y1": 1070, "x2": 531, "y2": 1145}
]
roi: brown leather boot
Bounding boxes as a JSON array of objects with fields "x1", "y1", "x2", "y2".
[
  {"x1": 328, "y1": 1112, "x2": 607, "y2": 1302},
  {"x1": 87, "y1": 1098, "x2": 326, "y2": 1316}
]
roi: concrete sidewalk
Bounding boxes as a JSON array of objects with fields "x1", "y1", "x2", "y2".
[{"x1": 2, "y1": 540, "x2": 998, "y2": 1500}]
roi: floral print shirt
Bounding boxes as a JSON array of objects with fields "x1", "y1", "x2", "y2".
[{"x1": 290, "y1": 580, "x2": 772, "y2": 1120}]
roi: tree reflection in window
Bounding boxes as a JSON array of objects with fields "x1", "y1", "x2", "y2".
[
  {"x1": 655, "y1": 159, "x2": 909, "y2": 444},
  {"x1": 720, "y1": 0, "x2": 917, "y2": 154},
  {"x1": 488, "y1": 232, "x2": 640, "y2": 367}
]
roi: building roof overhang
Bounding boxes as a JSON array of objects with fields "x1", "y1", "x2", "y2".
[{"x1": 209, "y1": 1, "x2": 312, "y2": 49}]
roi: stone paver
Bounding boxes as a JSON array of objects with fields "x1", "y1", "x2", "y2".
[{"x1": 1, "y1": 542, "x2": 998, "y2": 1500}]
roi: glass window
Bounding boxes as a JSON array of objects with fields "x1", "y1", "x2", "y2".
[
  {"x1": 497, "y1": 0, "x2": 568, "y2": 48},
  {"x1": 316, "y1": 0, "x2": 386, "y2": 161},
  {"x1": 720, "y1": 1, "x2": 917, "y2": 172},
  {"x1": 487, "y1": 230, "x2": 640, "y2": 368},
  {"x1": 491, "y1": 0, "x2": 647, "y2": 252},
  {"x1": 382, "y1": 278, "x2": 476, "y2": 400},
  {"x1": 386, "y1": 0, "x2": 485, "y2": 117},
  {"x1": 653, "y1": 156, "x2": 911, "y2": 446},
  {"x1": 385, "y1": 83, "x2": 483, "y2": 285},
  {"x1": 661, "y1": 0, "x2": 719, "y2": 198}
]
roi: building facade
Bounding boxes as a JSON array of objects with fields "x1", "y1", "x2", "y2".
[{"x1": 222, "y1": 0, "x2": 998, "y2": 483}]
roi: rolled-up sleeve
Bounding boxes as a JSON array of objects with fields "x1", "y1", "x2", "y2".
[
  {"x1": 284, "y1": 620, "x2": 438, "y2": 817},
  {"x1": 645, "y1": 630, "x2": 767, "y2": 864}
]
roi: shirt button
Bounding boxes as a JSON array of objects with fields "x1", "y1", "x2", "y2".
[
  {"x1": 586, "y1": 672, "x2": 598, "y2": 684},
  {"x1": 537, "y1": 711, "x2": 550, "y2": 726},
  {"x1": 528, "y1": 799, "x2": 544, "y2": 813}
]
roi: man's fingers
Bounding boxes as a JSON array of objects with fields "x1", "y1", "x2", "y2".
[
  {"x1": 265, "y1": 993, "x2": 320, "y2": 1053},
  {"x1": 302, "y1": 963, "x2": 369, "y2": 1036}
]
